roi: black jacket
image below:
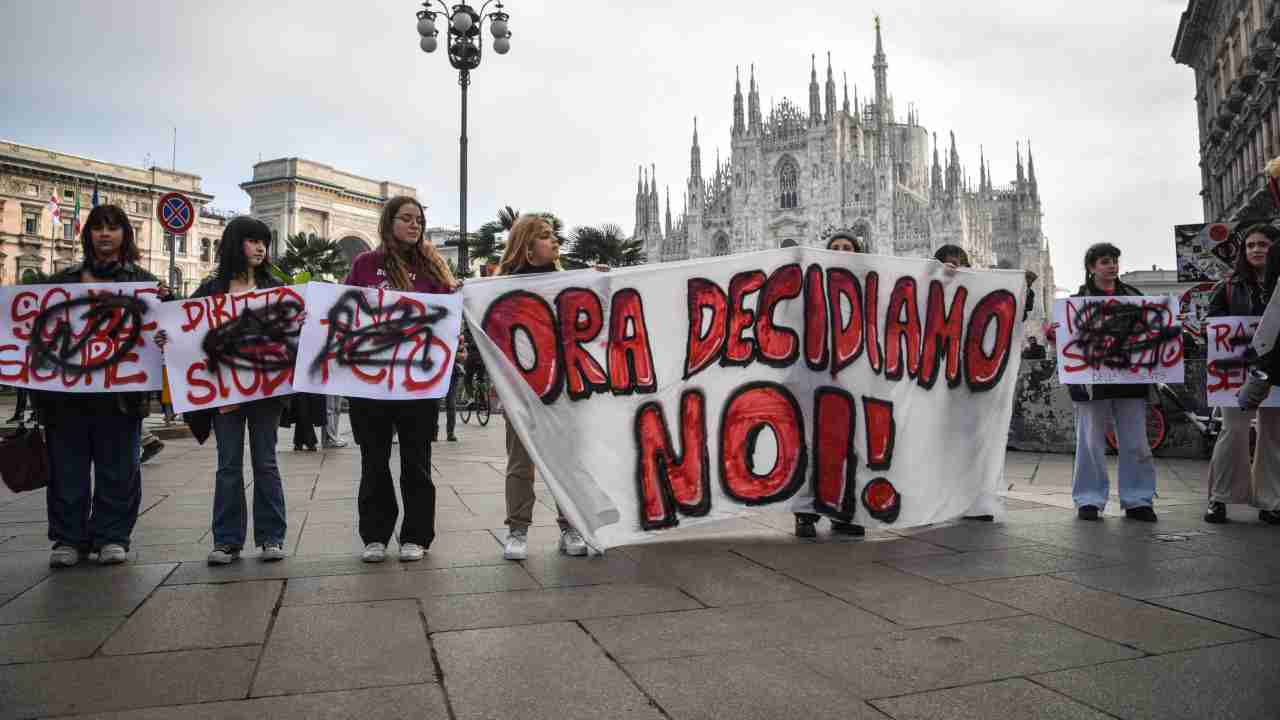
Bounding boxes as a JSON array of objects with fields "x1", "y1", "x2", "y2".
[
  {"x1": 183, "y1": 272, "x2": 290, "y2": 444},
  {"x1": 33, "y1": 262, "x2": 160, "y2": 425},
  {"x1": 1067, "y1": 280, "x2": 1151, "y2": 402},
  {"x1": 1206, "y1": 272, "x2": 1267, "y2": 318}
]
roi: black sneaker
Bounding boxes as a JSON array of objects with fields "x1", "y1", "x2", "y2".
[
  {"x1": 964, "y1": 515, "x2": 995, "y2": 522},
  {"x1": 794, "y1": 516, "x2": 817, "y2": 538},
  {"x1": 447, "y1": 434, "x2": 458, "y2": 442},
  {"x1": 1077, "y1": 505, "x2": 1100, "y2": 521},
  {"x1": 1125, "y1": 506, "x2": 1158, "y2": 523},
  {"x1": 140, "y1": 440, "x2": 165, "y2": 464},
  {"x1": 1260, "y1": 510, "x2": 1280, "y2": 525},
  {"x1": 831, "y1": 521, "x2": 865, "y2": 536},
  {"x1": 1204, "y1": 501, "x2": 1228, "y2": 524}
]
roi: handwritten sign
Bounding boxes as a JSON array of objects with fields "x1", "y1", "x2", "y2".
[
  {"x1": 157, "y1": 286, "x2": 305, "y2": 414},
  {"x1": 1054, "y1": 296, "x2": 1184, "y2": 385},
  {"x1": 462, "y1": 249, "x2": 1026, "y2": 550},
  {"x1": 1205, "y1": 315, "x2": 1279, "y2": 407},
  {"x1": 292, "y1": 282, "x2": 462, "y2": 400},
  {"x1": 0, "y1": 283, "x2": 163, "y2": 392}
]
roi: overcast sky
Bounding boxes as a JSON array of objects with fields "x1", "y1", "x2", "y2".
[{"x1": 3, "y1": 0, "x2": 1199, "y2": 289}]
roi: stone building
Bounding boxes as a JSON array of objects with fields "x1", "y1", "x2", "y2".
[
  {"x1": 633, "y1": 18, "x2": 1056, "y2": 328},
  {"x1": 1173, "y1": 0, "x2": 1280, "y2": 223},
  {"x1": 240, "y1": 158, "x2": 416, "y2": 264},
  {"x1": 0, "y1": 140, "x2": 221, "y2": 293}
]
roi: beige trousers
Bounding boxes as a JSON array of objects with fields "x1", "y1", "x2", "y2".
[
  {"x1": 1208, "y1": 407, "x2": 1280, "y2": 511},
  {"x1": 505, "y1": 422, "x2": 569, "y2": 530}
]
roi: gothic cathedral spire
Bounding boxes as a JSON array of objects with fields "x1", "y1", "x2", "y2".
[
  {"x1": 808, "y1": 54, "x2": 821, "y2": 126},
  {"x1": 733, "y1": 66, "x2": 745, "y2": 137},
  {"x1": 748, "y1": 64, "x2": 762, "y2": 135},
  {"x1": 1027, "y1": 140, "x2": 1038, "y2": 200},
  {"x1": 872, "y1": 16, "x2": 889, "y2": 163},
  {"x1": 824, "y1": 52, "x2": 836, "y2": 124},
  {"x1": 842, "y1": 72, "x2": 850, "y2": 115},
  {"x1": 930, "y1": 132, "x2": 944, "y2": 205},
  {"x1": 690, "y1": 117, "x2": 702, "y2": 180}
]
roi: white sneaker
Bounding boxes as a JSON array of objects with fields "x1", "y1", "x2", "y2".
[
  {"x1": 49, "y1": 544, "x2": 80, "y2": 568},
  {"x1": 503, "y1": 528, "x2": 528, "y2": 561},
  {"x1": 98, "y1": 543, "x2": 128, "y2": 565},
  {"x1": 207, "y1": 546, "x2": 240, "y2": 565},
  {"x1": 259, "y1": 543, "x2": 286, "y2": 562},
  {"x1": 361, "y1": 542, "x2": 387, "y2": 563},
  {"x1": 399, "y1": 542, "x2": 425, "y2": 562},
  {"x1": 558, "y1": 528, "x2": 588, "y2": 557}
]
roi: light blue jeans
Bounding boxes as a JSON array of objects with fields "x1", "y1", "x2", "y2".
[
  {"x1": 212, "y1": 400, "x2": 286, "y2": 549},
  {"x1": 1072, "y1": 398, "x2": 1156, "y2": 510}
]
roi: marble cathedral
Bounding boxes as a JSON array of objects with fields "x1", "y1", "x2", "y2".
[{"x1": 633, "y1": 18, "x2": 1056, "y2": 326}]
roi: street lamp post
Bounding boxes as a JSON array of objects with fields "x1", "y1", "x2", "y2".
[{"x1": 417, "y1": 1, "x2": 511, "y2": 276}]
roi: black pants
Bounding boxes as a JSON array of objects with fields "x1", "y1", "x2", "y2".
[
  {"x1": 350, "y1": 397, "x2": 437, "y2": 547},
  {"x1": 445, "y1": 372, "x2": 458, "y2": 436},
  {"x1": 293, "y1": 418, "x2": 317, "y2": 449}
]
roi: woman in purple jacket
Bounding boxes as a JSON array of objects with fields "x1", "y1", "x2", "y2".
[{"x1": 345, "y1": 196, "x2": 459, "y2": 563}]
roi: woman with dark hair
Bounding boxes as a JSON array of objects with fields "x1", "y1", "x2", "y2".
[
  {"x1": 933, "y1": 244, "x2": 971, "y2": 268},
  {"x1": 37, "y1": 204, "x2": 171, "y2": 567},
  {"x1": 345, "y1": 196, "x2": 458, "y2": 563},
  {"x1": 1232, "y1": 231, "x2": 1280, "y2": 525},
  {"x1": 794, "y1": 232, "x2": 868, "y2": 539},
  {"x1": 168, "y1": 216, "x2": 291, "y2": 563},
  {"x1": 1049, "y1": 242, "x2": 1158, "y2": 522}
]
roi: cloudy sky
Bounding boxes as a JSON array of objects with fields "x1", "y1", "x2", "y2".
[{"x1": 4, "y1": 0, "x2": 1199, "y2": 289}]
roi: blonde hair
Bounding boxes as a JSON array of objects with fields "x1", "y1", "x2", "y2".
[
  {"x1": 498, "y1": 214, "x2": 559, "y2": 275},
  {"x1": 377, "y1": 196, "x2": 457, "y2": 291}
]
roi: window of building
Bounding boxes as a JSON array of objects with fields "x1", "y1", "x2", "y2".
[
  {"x1": 165, "y1": 232, "x2": 188, "y2": 255},
  {"x1": 23, "y1": 211, "x2": 38, "y2": 235},
  {"x1": 778, "y1": 157, "x2": 799, "y2": 209},
  {"x1": 201, "y1": 238, "x2": 212, "y2": 262},
  {"x1": 62, "y1": 189, "x2": 74, "y2": 201},
  {"x1": 63, "y1": 221, "x2": 74, "y2": 243},
  {"x1": 133, "y1": 200, "x2": 141, "y2": 213}
]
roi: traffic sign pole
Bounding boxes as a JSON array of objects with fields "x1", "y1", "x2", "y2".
[{"x1": 156, "y1": 192, "x2": 195, "y2": 294}]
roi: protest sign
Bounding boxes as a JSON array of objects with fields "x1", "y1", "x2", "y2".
[
  {"x1": 1205, "y1": 315, "x2": 1280, "y2": 407},
  {"x1": 1054, "y1": 296, "x2": 1184, "y2": 385},
  {"x1": 0, "y1": 282, "x2": 163, "y2": 392},
  {"x1": 293, "y1": 282, "x2": 462, "y2": 400},
  {"x1": 1175, "y1": 222, "x2": 1241, "y2": 283},
  {"x1": 157, "y1": 286, "x2": 306, "y2": 414},
  {"x1": 461, "y1": 249, "x2": 1026, "y2": 550}
]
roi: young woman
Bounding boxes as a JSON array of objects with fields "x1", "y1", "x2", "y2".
[
  {"x1": 1209, "y1": 224, "x2": 1280, "y2": 525},
  {"x1": 496, "y1": 214, "x2": 601, "y2": 560},
  {"x1": 346, "y1": 196, "x2": 458, "y2": 563},
  {"x1": 176, "y1": 216, "x2": 291, "y2": 564},
  {"x1": 37, "y1": 205, "x2": 171, "y2": 567},
  {"x1": 794, "y1": 231, "x2": 867, "y2": 539},
  {"x1": 1050, "y1": 243, "x2": 1158, "y2": 522}
]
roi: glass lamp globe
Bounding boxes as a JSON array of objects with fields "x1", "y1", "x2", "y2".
[
  {"x1": 494, "y1": 35, "x2": 510, "y2": 54},
  {"x1": 490, "y1": 19, "x2": 508, "y2": 37},
  {"x1": 421, "y1": 35, "x2": 438, "y2": 52},
  {"x1": 417, "y1": 17, "x2": 435, "y2": 37},
  {"x1": 452, "y1": 11, "x2": 473, "y2": 32}
]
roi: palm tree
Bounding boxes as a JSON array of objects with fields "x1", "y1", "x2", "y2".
[
  {"x1": 276, "y1": 233, "x2": 349, "y2": 282},
  {"x1": 470, "y1": 205, "x2": 518, "y2": 268},
  {"x1": 563, "y1": 223, "x2": 644, "y2": 269}
]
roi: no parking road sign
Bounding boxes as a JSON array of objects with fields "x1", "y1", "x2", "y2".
[{"x1": 157, "y1": 192, "x2": 195, "y2": 235}]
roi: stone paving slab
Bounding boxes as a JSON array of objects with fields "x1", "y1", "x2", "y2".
[
  {"x1": 63, "y1": 685, "x2": 450, "y2": 720},
  {"x1": 625, "y1": 648, "x2": 885, "y2": 720},
  {"x1": 884, "y1": 546, "x2": 1111, "y2": 585},
  {"x1": 870, "y1": 677, "x2": 1114, "y2": 720},
  {"x1": 794, "y1": 615, "x2": 1143, "y2": 699},
  {"x1": 0, "y1": 616, "x2": 122, "y2": 664},
  {"x1": 959, "y1": 575, "x2": 1258, "y2": 653},
  {"x1": 1053, "y1": 555, "x2": 1280, "y2": 599},
  {"x1": 1033, "y1": 638, "x2": 1280, "y2": 720},
  {"x1": 102, "y1": 580, "x2": 282, "y2": 655},
  {"x1": 434, "y1": 621, "x2": 665, "y2": 720},
  {"x1": 1150, "y1": 588, "x2": 1280, "y2": 637},
  {"x1": 0, "y1": 646, "x2": 257, "y2": 719},
  {"x1": 729, "y1": 536, "x2": 956, "y2": 571},
  {"x1": 785, "y1": 562, "x2": 1026, "y2": 628},
  {"x1": 628, "y1": 550, "x2": 826, "y2": 607},
  {"x1": 253, "y1": 599, "x2": 433, "y2": 696},
  {"x1": 582, "y1": 597, "x2": 897, "y2": 663},
  {"x1": 282, "y1": 564, "x2": 539, "y2": 605},
  {"x1": 162, "y1": 554, "x2": 406, "y2": 585},
  {"x1": 0, "y1": 563, "x2": 174, "y2": 624},
  {"x1": 421, "y1": 583, "x2": 702, "y2": 631}
]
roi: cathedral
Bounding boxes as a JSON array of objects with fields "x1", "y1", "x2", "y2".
[{"x1": 633, "y1": 18, "x2": 1056, "y2": 328}]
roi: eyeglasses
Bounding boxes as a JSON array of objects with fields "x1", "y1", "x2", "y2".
[{"x1": 395, "y1": 214, "x2": 423, "y2": 227}]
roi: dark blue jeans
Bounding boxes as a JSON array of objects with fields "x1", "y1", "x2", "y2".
[
  {"x1": 46, "y1": 415, "x2": 143, "y2": 551},
  {"x1": 212, "y1": 400, "x2": 286, "y2": 549}
]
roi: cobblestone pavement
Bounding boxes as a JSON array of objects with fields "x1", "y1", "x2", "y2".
[{"x1": 0, "y1": 415, "x2": 1277, "y2": 719}]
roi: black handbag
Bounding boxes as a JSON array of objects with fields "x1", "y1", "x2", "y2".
[{"x1": 0, "y1": 423, "x2": 49, "y2": 493}]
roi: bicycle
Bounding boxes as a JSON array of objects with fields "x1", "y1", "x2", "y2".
[
  {"x1": 458, "y1": 372, "x2": 492, "y2": 427},
  {"x1": 1103, "y1": 382, "x2": 1249, "y2": 458}
]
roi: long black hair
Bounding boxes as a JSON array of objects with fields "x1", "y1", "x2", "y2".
[
  {"x1": 1265, "y1": 241, "x2": 1280, "y2": 301},
  {"x1": 217, "y1": 216, "x2": 274, "y2": 286},
  {"x1": 1234, "y1": 223, "x2": 1280, "y2": 284},
  {"x1": 80, "y1": 204, "x2": 141, "y2": 263}
]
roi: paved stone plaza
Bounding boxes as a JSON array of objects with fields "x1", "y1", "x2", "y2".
[{"x1": 1, "y1": 416, "x2": 1278, "y2": 719}]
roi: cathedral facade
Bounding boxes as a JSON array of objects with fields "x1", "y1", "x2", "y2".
[{"x1": 633, "y1": 19, "x2": 1056, "y2": 328}]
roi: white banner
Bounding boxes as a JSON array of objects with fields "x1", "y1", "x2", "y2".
[
  {"x1": 1054, "y1": 296, "x2": 1184, "y2": 385},
  {"x1": 158, "y1": 286, "x2": 306, "y2": 414},
  {"x1": 462, "y1": 249, "x2": 1026, "y2": 550},
  {"x1": 1205, "y1": 315, "x2": 1280, "y2": 407},
  {"x1": 292, "y1": 282, "x2": 462, "y2": 400},
  {"x1": 0, "y1": 282, "x2": 163, "y2": 392}
]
